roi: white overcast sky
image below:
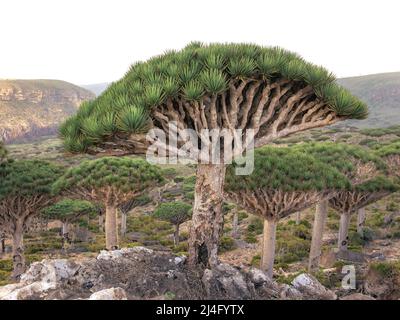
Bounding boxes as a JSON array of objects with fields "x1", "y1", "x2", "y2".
[{"x1": 1, "y1": 0, "x2": 399, "y2": 85}]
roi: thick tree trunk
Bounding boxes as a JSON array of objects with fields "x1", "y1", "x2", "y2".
[
  {"x1": 105, "y1": 205, "x2": 119, "y2": 250},
  {"x1": 188, "y1": 163, "x2": 226, "y2": 267},
  {"x1": 232, "y1": 211, "x2": 239, "y2": 239},
  {"x1": 295, "y1": 211, "x2": 301, "y2": 225},
  {"x1": 1, "y1": 233, "x2": 5, "y2": 254},
  {"x1": 357, "y1": 208, "x2": 366, "y2": 237},
  {"x1": 173, "y1": 224, "x2": 180, "y2": 246},
  {"x1": 120, "y1": 211, "x2": 127, "y2": 237},
  {"x1": 308, "y1": 200, "x2": 328, "y2": 272},
  {"x1": 261, "y1": 217, "x2": 277, "y2": 278},
  {"x1": 338, "y1": 212, "x2": 351, "y2": 251},
  {"x1": 99, "y1": 214, "x2": 104, "y2": 233},
  {"x1": 62, "y1": 222, "x2": 69, "y2": 249},
  {"x1": 12, "y1": 223, "x2": 25, "y2": 280}
]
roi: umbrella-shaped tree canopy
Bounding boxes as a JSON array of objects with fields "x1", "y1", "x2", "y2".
[
  {"x1": 225, "y1": 146, "x2": 350, "y2": 220},
  {"x1": 52, "y1": 157, "x2": 164, "y2": 250},
  {"x1": 225, "y1": 146, "x2": 349, "y2": 276},
  {"x1": 0, "y1": 160, "x2": 63, "y2": 279},
  {"x1": 375, "y1": 141, "x2": 400, "y2": 179},
  {"x1": 60, "y1": 42, "x2": 368, "y2": 154}
]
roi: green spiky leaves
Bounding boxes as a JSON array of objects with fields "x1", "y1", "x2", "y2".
[
  {"x1": 42, "y1": 199, "x2": 96, "y2": 222},
  {"x1": 117, "y1": 106, "x2": 149, "y2": 134},
  {"x1": 153, "y1": 201, "x2": 192, "y2": 225},
  {"x1": 60, "y1": 42, "x2": 368, "y2": 153},
  {"x1": 0, "y1": 160, "x2": 63, "y2": 199},
  {"x1": 52, "y1": 157, "x2": 164, "y2": 200},
  {"x1": 199, "y1": 69, "x2": 227, "y2": 94},
  {"x1": 225, "y1": 146, "x2": 350, "y2": 193}
]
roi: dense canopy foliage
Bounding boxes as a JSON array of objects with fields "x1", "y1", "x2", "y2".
[
  {"x1": 42, "y1": 199, "x2": 96, "y2": 222},
  {"x1": 53, "y1": 157, "x2": 164, "y2": 196},
  {"x1": 153, "y1": 201, "x2": 192, "y2": 225},
  {"x1": 60, "y1": 42, "x2": 368, "y2": 152},
  {"x1": 225, "y1": 146, "x2": 350, "y2": 193},
  {"x1": 375, "y1": 141, "x2": 400, "y2": 157},
  {"x1": 292, "y1": 142, "x2": 386, "y2": 181},
  {"x1": 0, "y1": 160, "x2": 63, "y2": 199}
]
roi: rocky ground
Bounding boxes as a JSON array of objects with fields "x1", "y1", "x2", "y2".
[{"x1": 0, "y1": 247, "x2": 360, "y2": 300}]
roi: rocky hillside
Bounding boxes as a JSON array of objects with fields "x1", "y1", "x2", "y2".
[
  {"x1": 0, "y1": 80, "x2": 94, "y2": 143},
  {"x1": 338, "y1": 72, "x2": 400, "y2": 128}
]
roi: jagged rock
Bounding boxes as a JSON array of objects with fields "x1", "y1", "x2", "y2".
[
  {"x1": 291, "y1": 274, "x2": 337, "y2": 300},
  {"x1": 202, "y1": 263, "x2": 254, "y2": 299},
  {"x1": 340, "y1": 293, "x2": 375, "y2": 300},
  {"x1": 88, "y1": 287, "x2": 127, "y2": 300},
  {"x1": 201, "y1": 264, "x2": 281, "y2": 300},
  {"x1": 279, "y1": 284, "x2": 303, "y2": 300},
  {"x1": 0, "y1": 247, "x2": 339, "y2": 300}
]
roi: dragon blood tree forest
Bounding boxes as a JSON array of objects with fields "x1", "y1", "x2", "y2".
[{"x1": 0, "y1": 43, "x2": 399, "y2": 293}]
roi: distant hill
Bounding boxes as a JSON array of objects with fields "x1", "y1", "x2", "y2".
[
  {"x1": 337, "y1": 72, "x2": 400, "y2": 128},
  {"x1": 81, "y1": 83, "x2": 109, "y2": 96},
  {"x1": 0, "y1": 79, "x2": 94, "y2": 143}
]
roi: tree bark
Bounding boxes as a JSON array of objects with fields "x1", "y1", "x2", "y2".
[
  {"x1": 99, "y1": 214, "x2": 104, "y2": 232},
  {"x1": 261, "y1": 217, "x2": 277, "y2": 278},
  {"x1": 338, "y1": 212, "x2": 351, "y2": 251},
  {"x1": 308, "y1": 200, "x2": 328, "y2": 272},
  {"x1": 62, "y1": 222, "x2": 69, "y2": 249},
  {"x1": 105, "y1": 204, "x2": 119, "y2": 250},
  {"x1": 0, "y1": 233, "x2": 5, "y2": 254},
  {"x1": 12, "y1": 222, "x2": 25, "y2": 280},
  {"x1": 173, "y1": 224, "x2": 180, "y2": 246},
  {"x1": 295, "y1": 211, "x2": 301, "y2": 225},
  {"x1": 232, "y1": 211, "x2": 239, "y2": 239},
  {"x1": 188, "y1": 163, "x2": 226, "y2": 267},
  {"x1": 357, "y1": 207, "x2": 366, "y2": 237},
  {"x1": 120, "y1": 211, "x2": 127, "y2": 237}
]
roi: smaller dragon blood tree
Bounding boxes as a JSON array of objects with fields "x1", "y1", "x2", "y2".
[
  {"x1": 293, "y1": 142, "x2": 385, "y2": 271},
  {"x1": 0, "y1": 160, "x2": 63, "y2": 279},
  {"x1": 330, "y1": 176, "x2": 399, "y2": 251},
  {"x1": 153, "y1": 201, "x2": 192, "y2": 246},
  {"x1": 375, "y1": 141, "x2": 400, "y2": 179},
  {"x1": 225, "y1": 147, "x2": 349, "y2": 277},
  {"x1": 42, "y1": 199, "x2": 96, "y2": 249},
  {"x1": 52, "y1": 157, "x2": 164, "y2": 250}
]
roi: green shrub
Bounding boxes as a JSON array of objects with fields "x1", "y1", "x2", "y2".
[
  {"x1": 162, "y1": 168, "x2": 178, "y2": 179},
  {"x1": 238, "y1": 210, "x2": 248, "y2": 221},
  {"x1": 174, "y1": 176, "x2": 185, "y2": 183},
  {"x1": 251, "y1": 254, "x2": 261, "y2": 267},
  {"x1": 219, "y1": 236, "x2": 236, "y2": 253},
  {"x1": 247, "y1": 217, "x2": 263, "y2": 235},
  {"x1": 370, "y1": 261, "x2": 400, "y2": 278},
  {"x1": 245, "y1": 232, "x2": 258, "y2": 243}
]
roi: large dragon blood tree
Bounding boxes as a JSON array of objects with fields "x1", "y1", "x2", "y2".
[
  {"x1": 52, "y1": 157, "x2": 164, "y2": 250},
  {"x1": 59, "y1": 42, "x2": 367, "y2": 267},
  {"x1": 224, "y1": 146, "x2": 349, "y2": 277},
  {"x1": 292, "y1": 142, "x2": 385, "y2": 271},
  {"x1": 0, "y1": 160, "x2": 63, "y2": 279}
]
